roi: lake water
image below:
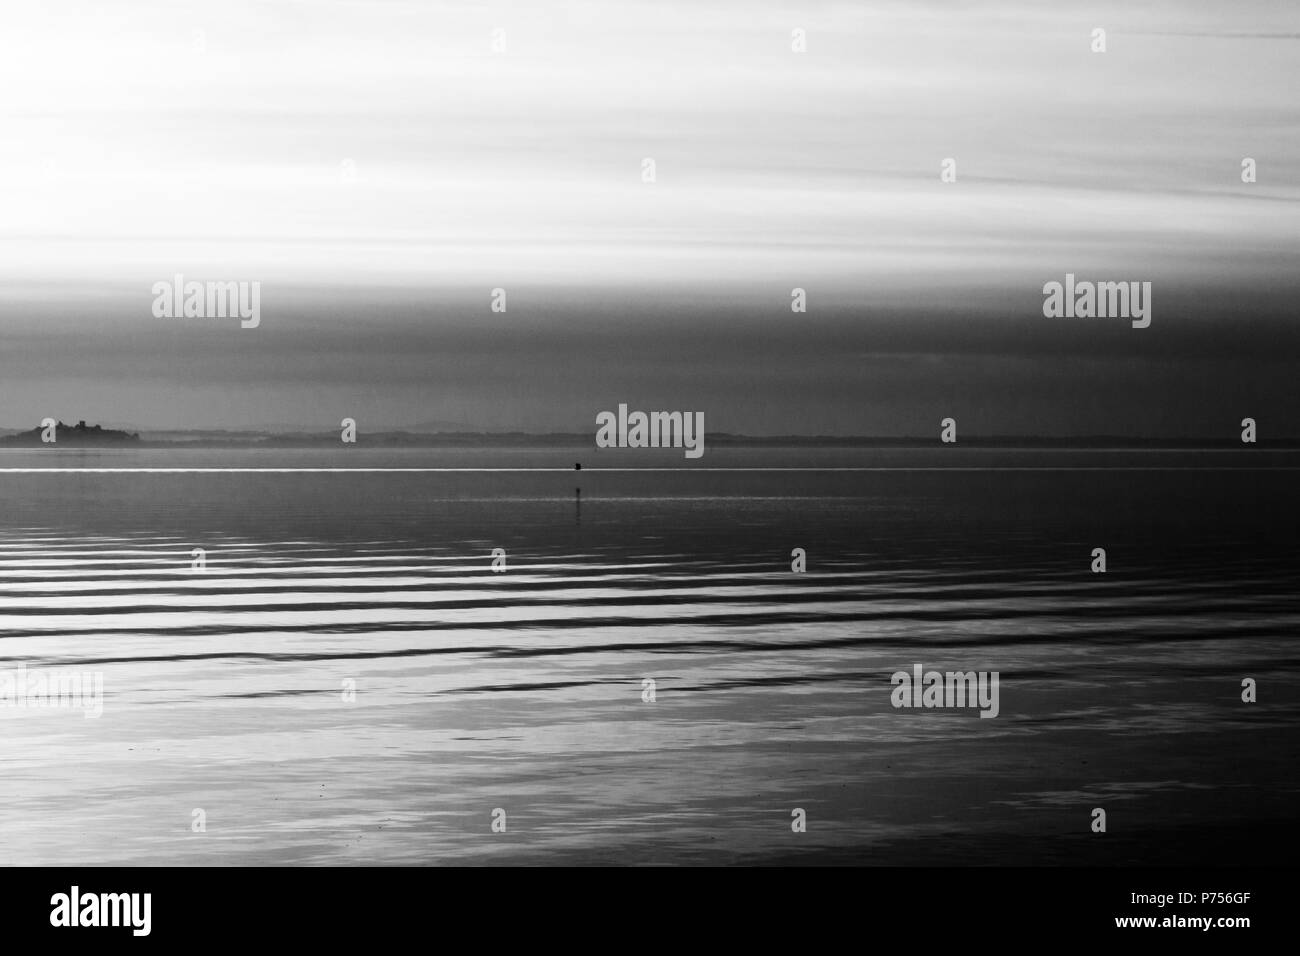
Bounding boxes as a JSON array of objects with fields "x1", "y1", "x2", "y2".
[{"x1": 1, "y1": 446, "x2": 1297, "y2": 865}]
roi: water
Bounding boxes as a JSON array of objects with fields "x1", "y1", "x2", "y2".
[{"x1": 1, "y1": 446, "x2": 1297, "y2": 865}]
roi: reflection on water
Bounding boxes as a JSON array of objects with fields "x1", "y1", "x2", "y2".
[{"x1": 0, "y1": 447, "x2": 1297, "y2": 864}]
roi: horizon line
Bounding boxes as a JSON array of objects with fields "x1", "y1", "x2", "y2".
[{"x1": 2, "y1": 466, "x2": 1298, "y2": 474}]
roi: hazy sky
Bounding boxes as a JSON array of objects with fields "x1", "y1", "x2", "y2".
[{"x1": 1, "y1": 0, "x2": 1297, "y2": 434}]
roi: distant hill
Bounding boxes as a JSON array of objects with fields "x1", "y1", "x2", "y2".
[
  {"x1": 2, "y1": 422, "x2": 1297, "y2": 448},
  {"x1": 0, "y1": 420, "x2": 140, "y2": 445},
  {"x1": 396, "y1": 418, "x2": 497, "y2": 433}
]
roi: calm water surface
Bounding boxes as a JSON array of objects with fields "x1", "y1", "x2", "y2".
[{"x1": 1, "y1": 446, "x2": 1297, "y2": 865}]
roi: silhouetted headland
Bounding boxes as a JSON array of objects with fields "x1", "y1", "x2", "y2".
[{"x1": 0, "y1": 420, "x2": 141, "y2": 445}]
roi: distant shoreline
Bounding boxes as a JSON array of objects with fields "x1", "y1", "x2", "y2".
[{"x1": 1, "y1": 430, "x2": 1297, "y2": 450}]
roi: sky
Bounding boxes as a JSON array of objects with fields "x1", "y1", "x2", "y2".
[{"x1": 1, "y1": 0, "x2": 1297, "y2": 435}]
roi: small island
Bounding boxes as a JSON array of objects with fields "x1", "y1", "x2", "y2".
[{"x1": 0, "y1": 420, "x2": 141, "y2": 445}]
